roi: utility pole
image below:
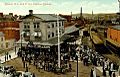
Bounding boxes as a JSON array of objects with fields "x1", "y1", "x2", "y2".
[{"x1": 57, "y1": 14, "x2": 60, "y2": 68}]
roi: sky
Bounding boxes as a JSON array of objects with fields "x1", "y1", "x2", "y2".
[{"x1": 0, "y1": 0, "x2": 119, "y2": 15}]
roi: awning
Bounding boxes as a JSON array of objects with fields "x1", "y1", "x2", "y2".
[
  {"x1": 26, "y1": 32, "x2": 30, "y2": 36},
  {"x1": 34, "y1": 32, "x2": 37, "y2": 36},
  {"x1": 32, "y1": 32, "x2": 41, "y2": 37}
]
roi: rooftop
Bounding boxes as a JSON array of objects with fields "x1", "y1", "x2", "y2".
[
  {"x1": 65, "y1": 23, "x2": 79, "y2": 34},
  {"x1": 23, "y1": 14, "x2": 65, "y2": 21},
  {"x1": 110, "y1": 25, "x2": 120, "y2": 30}
]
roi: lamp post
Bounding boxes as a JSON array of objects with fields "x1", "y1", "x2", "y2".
[
  {"x1": 14, "y1": 40, "x2": 16, "y2": 54},
  {"x1": 76, "y1": 55, "x2": 78, "y2": 77},
  {"x1": 20, "y1": 31, "x2": 25, "y2": 51},
  {"x1": 73, "y1": 41, "x2": 78, "y2": 77}
]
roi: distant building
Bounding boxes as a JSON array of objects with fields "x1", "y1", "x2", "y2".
[
  {"x1": 59, "y1": 14, "x2": 72, "y2": 22},
  {"x1": 0, "y1": 12, "x2": 20, "y2": 49}
]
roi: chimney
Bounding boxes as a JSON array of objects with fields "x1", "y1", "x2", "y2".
[
  {"x1": 29, "y1": 10, "x2": 33, "y2": 15},
  {"x1": 0, "y1": 13, "x2": 3, "y2": 17},
  {"x1": 9, "y1": 13, "x2": 13, "y2": 16}
]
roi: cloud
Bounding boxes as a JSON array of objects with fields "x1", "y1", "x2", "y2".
[{"x1": 0, "y1": 0, "x2": 118, "y2": 15}]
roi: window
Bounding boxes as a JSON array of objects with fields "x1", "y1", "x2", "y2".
[
  {"x1": 48, "y1": 32, "x2": 51, "y2": 38},
  {"x1": 56, "y1": 22, "x2": 57, "y2": 27},
  {"x1": 28, "y1": 25, "x2": 30, "y2": 28},
  {"x1": 24, "y1": 25, "x2": 26, "y2": 28},
  {"x1": 37, "y1": 24, "x2": 39, "y2": 28},
  {"x1": 59, "y1": 30, "x2": 61, "y2": 35},
  {"x1": 1, "y1": 37, "x2": 3, "y2": 41},
  {"x1": 52, "y1": 23, "x2": 54, "y2": 28},
  {"x1": 62, "y1": 29, "x2": 64, "y2": 33},
  {"x1": 6, "y1": 42, "x2": 8, "y2": 48},
  {"x1": 48, "y1": 34, "x2": 50, "y2": 38},
  {"x1": 62, "y1": 21, "x2": 64, "y2": 26},
  {"x1": 34, "y1": 23, "x2": 36, "y2": 28},
  {"x1": 110, "y1": 35, "x2": 112, "y2": 39},
  {"x1": 59, "y1": 22, "x2": 61, "y2": 27},
  {"x1": 24, "y1": 22, "x2": 30, "y2": 28},
  {"x1": 48, "y1": 24, "x2": 50, "y2": 28},
  {"x1": 52, "y1": 32, "x2": 54, "y2": 37},
  {"x1": 56, "y1": 30, "x2": 58, "y2": 36},
  {"x1": 34, "y1": 23, "x2": 39, "y2": 28}
]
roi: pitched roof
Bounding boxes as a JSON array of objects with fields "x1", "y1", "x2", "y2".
[
  {"x1": 110, "y1": 25, "x2": 120, "y2": 30},
  {"x1": 23, "y1": 14, "x2": 65, "y2": 21},
  {"x1": 65, "y1": 24, "x2": 79, "y2": 34}
]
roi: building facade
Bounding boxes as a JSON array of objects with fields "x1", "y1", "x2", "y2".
[
  {"x1": 0, "y1": 12, "x2": 20, "y2": 49},
  {"x1": 19, "y1": 10, "x2": 65, "y2": 43}
]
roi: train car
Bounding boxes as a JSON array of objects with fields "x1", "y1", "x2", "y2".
[
  {"x1": 91, "y1": 31, "x2": 103, "y2": 45},
  {"x1": 90, "y1": 31, "x2": 110, "y2": 54},
  {"x1": 106, "y1": 25, "x2": 120, "y2": 55}
]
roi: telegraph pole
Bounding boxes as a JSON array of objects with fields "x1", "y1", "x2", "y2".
[{"x1": 57, "y1": 14, "x2": 60, "y2": 68}]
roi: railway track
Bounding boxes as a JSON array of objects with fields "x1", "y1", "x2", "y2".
[{"x1": 93, "y1": 43, "x2": 120, "y2": 65}]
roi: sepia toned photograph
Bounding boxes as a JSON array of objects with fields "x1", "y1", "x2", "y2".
[{"x1": 0, "y1": 0, "x2": 120, "y2": 77}]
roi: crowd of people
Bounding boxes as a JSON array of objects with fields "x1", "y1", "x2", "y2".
[
  {"x1": 4, "y1": 52, "x2": 11, "y2": 62},
  {"x1": 0, "y1": 33, "x2": 119, "y2": 77},
  {"x1": 17, "y1": 41, "x2": 73, "y2": 74},
  {"x1": 16, "y1": 40, "x2": 120, "y2": 77},
  {"x1": 78, "y1": 45, "x2": 120, "y2": 77}
]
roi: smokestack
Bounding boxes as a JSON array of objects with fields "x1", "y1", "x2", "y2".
[
  {"x1": 71, "y1": 12, "x2": 72, "y2": 18},
  {"x1": 80, "y1": 7, "x2": 82, "y2": 17},
  {"x1": 92, "y1": 10, "x2": 93, "y2": 19},
  {"x1": 29, "y1": 10, "x2": 33, "y2": 15}
]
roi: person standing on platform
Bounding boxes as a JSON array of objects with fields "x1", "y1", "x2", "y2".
[
  {"x1": 109, "y1": 62, "x2": 113, "y2": 77},
  {"x1": 5, "y1": 55, "x2": 6, "y2": 62},
  {"x1": 118, "y1": 66, "x2": 120, "y2": 76},
  {"x1": 9, "y1": 54, "x2": 11, "y2": 60},
  {"x1": 23, "y1": 61, "x2": 25, "y2": 68},
  {"x1": 103, "y1": 61, "x2": 106, "y2": 76},
  {"x1": 6, "y1": 52, "x2": 9, "y2": 60},
  {"x1": 93, "y1": 67, "x2": 96, "y2": 77},
  {"x1": 90, "y1": 67, "x2": 94, "y2": 77},
  {"x1": 25, "y1": 63, "x2": 28, "y2": 72},
  {"x1": 32, "y1": 73, "x2": 35, "y2": 77}
]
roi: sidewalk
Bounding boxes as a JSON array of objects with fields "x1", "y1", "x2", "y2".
[
  {"x1": 96, "y1": 66, "x2": 120, "y2": 77},
  {"x1": 0, "y1": 47, "x2": 19, "y2": 64}
]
